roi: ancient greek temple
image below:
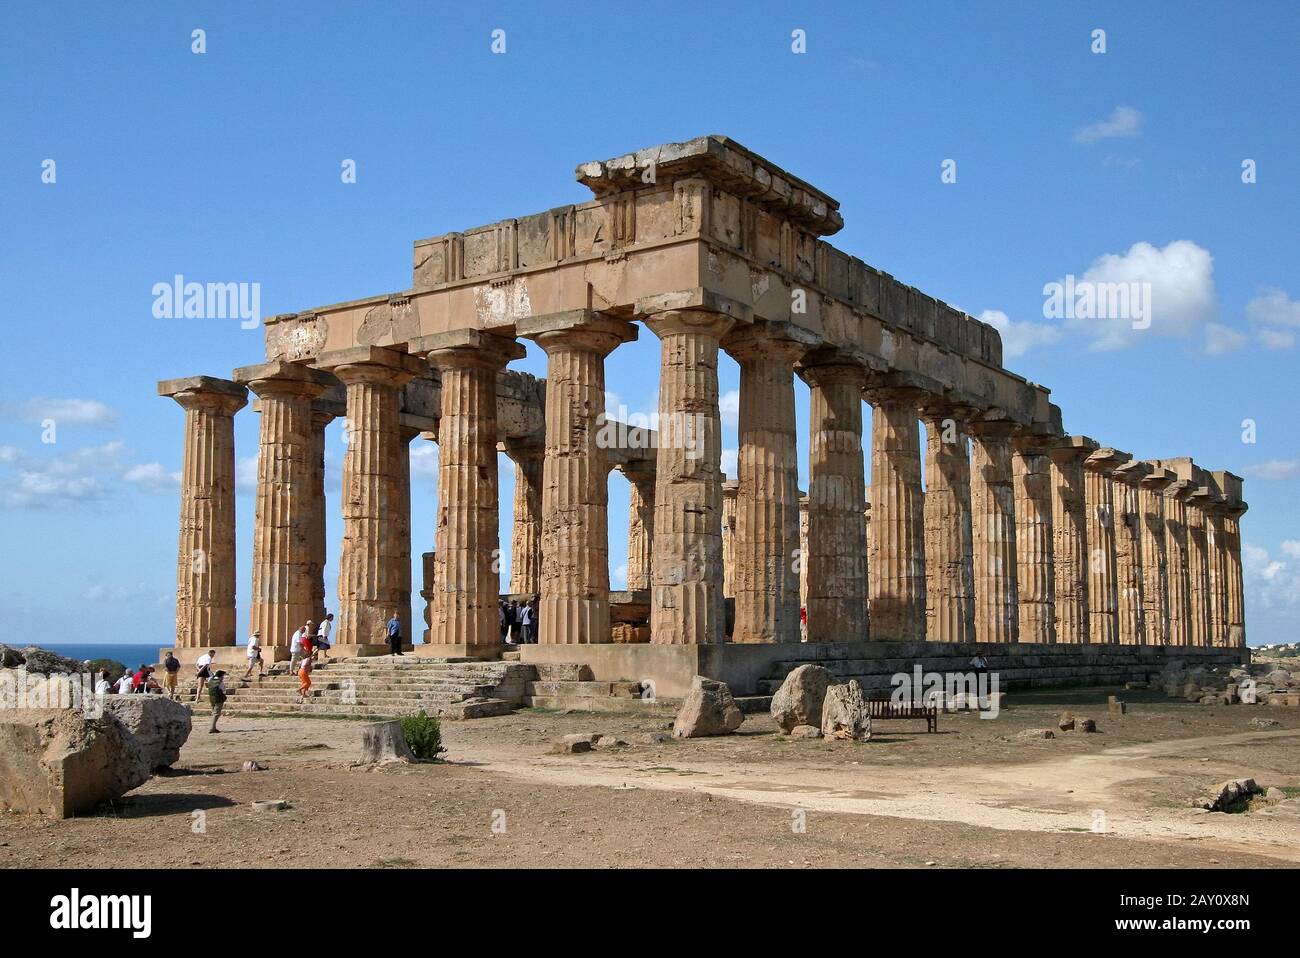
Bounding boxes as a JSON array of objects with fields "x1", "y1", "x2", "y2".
[{"x1": 159, "y1": 136, "x2": 1247, "y2": 689}]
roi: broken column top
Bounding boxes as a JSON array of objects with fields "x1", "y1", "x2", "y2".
[
  {"x1": 576, "y1": 135, "x2": 844, "y2": 236},
  {"x1": 157, "y1": 375, "x2": 248, "y2": 400}
]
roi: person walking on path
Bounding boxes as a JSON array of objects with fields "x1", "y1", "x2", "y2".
[
  {"x1": 207, "y1": 670, "x2": 227, "y2": 733},
  {"x1": 243, "y1": 630, "x2": 265, "y2": 681},
  {"x1": 386, "y1": 611, "x2": 403, "y2": 656},
  {"x1": 193, "y1": 650, "x2": 213, "y2": 703},
  {"x1": 290, "y1": 621, "x2": 313, "y2": 675}
]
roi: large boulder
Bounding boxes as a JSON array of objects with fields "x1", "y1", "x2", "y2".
[
  {"x1": 770, "y1": 664, "x2": 832, "y2": 733},
  {"x1": 820, "y1": 680, "x2": 872, "y2": 742},
  {"x1": 673, "y1": 677, "x2": 744, "y2": 738},
  {"x1": 0, "y1": 645, "x2": 24, "y2": 668},
  {"x1": 1264, "y1": 669, "x2": 1293, "y2": 687},
  {"x1": 100, "y1": 695, "x2": 192, "y2": 770},
  {"x1": 19, "y1": 646, "x2": 84, "y2": 676},
  {"x1": 0, "y1": 709, "x2": 149, "y2": 818}
]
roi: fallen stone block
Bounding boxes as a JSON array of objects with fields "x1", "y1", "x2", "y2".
[
  {"x1": 769, "y1": 664, "x2": 832, "y2": 733},
  {"x1": 673, "y1": 677, "x2": 744, "y2": 738},
  {"x1": 820, "y1": 680, "x2": 872, "y2": 742},
  {"x1": 1058, "y1": 712, "x2": 1075, "y2": 731},
  {"x1": 549, "y1": 733, "x2": 595, "y2": 754},
  {"x1": 639, "y1": 731, "x2": 672, "y2": 745},
  {"x1": 1078, "y1": 718, "x2": 1098, "y2": 733},
  {"x1": 789, "y1": 724, "x2": 822, "y2": 739},
  {"x1": 1249, "y1": 718, "x2": 1281, "y2": 729},
  {"x1": 100, "y1": 695, "x2": 192, "y2": 770},
  {"x1": 0, "y1": 709, "x2": 149, "y2": 818},
  {"x1": 534, "y1": 663, "x2": 595, "y2": 683},
  {"x1": 1018, "y1": 728, "x2": 1055, "y2": 740},
  {"x1": 1192, "y1": 778, "x2": 1262, "y2": 812}
]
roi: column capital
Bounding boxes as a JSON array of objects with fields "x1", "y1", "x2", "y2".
[
  {"x1": 640, "y1": 307, "x2": 737, "y2": 341},
  {"x1": 158, "y1": 376, "x2": 249, "y2": 416},
  {"x1": 1189, "y1": 486, "x2": 1226, "y2": 512},
  {"x1": 636, "y1": 287, "x2": 752, "y2": 330},
  {"x1": 1113, "y1": 459, "x2": 1153, "y2": 488},
  {"x1": 412, "y1": 329, "x2": 526, "y2": 372},
  {"x1": 1166, "y1": 478, "x2": 1198, "y2": 501},
  {"x1": 616, "y1": 458, "x2": 657, "y2": 485},
  {"x1": 1083, "y1": 446, "x2": 1132, "y2": 475},
  {"x1": 1139, "y1": 466, "x2": 1177, "y2": 492},
  {"x1": 861, "y1": 370, "x2": 944, "y2": 408},
  {"x1": 233, "y1": 360, "x2": 336, "y2": 401},
  {"x1": 518, "y1": 309, "x2": 638, "y2": 357},
  {"x1": 500, "y1": 435, "x2": 545, "y2": 463},
  {"x1": 722, "y1": 319, "x2": 820, "y2": 363},
  {"x1": 311, "y1": 397, "x2": 344, "y2": 430},
  {"x1": 317, "y1": 345, "x2": 427, "y2": 389},
  {"x1": 1047, "y1": 434, "x2": 1100, "y2": 465},
  {"x1": 795, "y1": 357, "x2": 869, "y2": 391},
  {"x1": 967, "y1": 417, "x2": 1020, "y2": 441},
  {"x1": 1223, "y1": 499, "x2": 1249, "y2": 520}
]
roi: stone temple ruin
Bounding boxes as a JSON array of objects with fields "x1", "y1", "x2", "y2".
[{"x1": 158, "y1": 135, "x2": 1248, "y2": 701}]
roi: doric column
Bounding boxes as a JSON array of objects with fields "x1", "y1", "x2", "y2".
[
  {"x1": 721, "y1": 480, "x2": 738, "y2": 599},
  {"x1": 415, "y1": 330, "x2": 525, "y2": 656},
  {"x1": 919, "y1": 401, "x2": 975, "y2": 644},
  {"x1": 1112, "y1": 461, "x2": 1149, "y2": 645},
  {"x1": 863, "y1": 377, "x2": 930, "y2": 642},
  {"x1": 968, "y1": 421, "x2": 1019, "y2": 643},
  {"x1": 642, "y1": 306, "x2": 736, "y2": 645},
  {"x1": 234, "y1": 361, "x2": 335, "y2": 650},
  {"x1": 1223, "y1": 500, "x2": 1248, "y2": 647},
  {"x1": 722, "y1": 322, "x2": 813, "y2": 644},
  {"x1": 1203, "y1": 495, "x2": 1231, "y2": 647},
  {"x1": 1047, "y1": 437, "x2": 1097, "y2": 644},
  {"x1": 798, "y1": 494, "x2": 810, "y2": 614},
  {"x1": 1186, "y1": 487, "x2": 1215, "y2": 646},
  {"x1": 1163, "y1": 480, "x2": 1196, "y2": 647},
  {"x1": 158, "y1": 376, "x2": 248, "y2": 649},
  {"x1": 1012, "y1": 434, "x2": 1057, "y2": 644},
  {"x1": 796, "y1": 359, "x2": 869, "y2": 643},
  {"x1": 1082, "y1": 448, "x2": 1128, "y2": 644},
  {"x1": 1138, "y1": 467, "x2": 1175, "y2": 645},
  {"x1": 317, "y1": 346, "x2": 425, "y2": 649},
  {"x1": 308, "y1": 400, "x2": 342, "y2": 625},
  {"x1": 521, "y1": 311, "x2": 636, "y2": 645},
  {"x1": 502, "y1": 438, "x2": 543, "y2": 596},
  {"x1": 620, "y1": 461, "x2": 656, "y2": 593}
]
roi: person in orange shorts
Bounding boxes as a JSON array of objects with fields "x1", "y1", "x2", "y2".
[{"x1": 297, "y1": 651, "x2": 314, "y2": 703}]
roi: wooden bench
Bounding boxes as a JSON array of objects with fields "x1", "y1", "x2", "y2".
[{"x1": 867, "y1": 697, "x2": 938, "y2": 733}]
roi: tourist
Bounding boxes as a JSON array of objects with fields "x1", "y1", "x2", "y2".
[
  {"x1": 799, "y1": 606, "x2": 808, "y2": 641},
  {"x1": 316, "y1": 613, "x2": 334, "y2": 661},
  {"x1": 114, "y1": 671, "x2": 134, "y2": 695},
  {"x1": 193, "y1": 649, "x2": 214, "y2": 703},
  {"x1": 297, "y1": 651, "x2": 314, "y2": 703},
  {"x1": 142, "y1": 668, "x2": 163, "y2": 694},
  {"x1": 519, "y1": 599, "x2": 536, "y2": 643},
  {"x1": 207, "y1": 670, "x2": 227, "y2": 733},
  {"x1": 290, "y1": 621, "x2": 313, "y2": 676},
  {"x1": 162, "y1": 651, "x2": 181, "y2": 699},
  {"x1": 94, "y1": 670, "x2": 111, "y2": 696},
  {"x1": 243, "y1": 629, "x2": 264, "y2": 681},
  {"x1": 131, "y1": 664, "x2": 151, "y2": 693},
  {"x1": 509, "y1": 600, "x2": 522, "y2": 643},
  {"x1": 386, "y1": 611, "x2": 403, "y2": 656},
  {"x1": 499, "y1": 600, "x2": 509, "y2": 643},
  {"x1": 969, "y1": 653, "x2": 989, "y2": 682}
]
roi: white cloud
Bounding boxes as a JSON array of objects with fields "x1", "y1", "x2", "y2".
[
  {"x1": 1246, "y1": 287, "x2": 1300, "y2": 351},
  {"x1": 122, "y1": 462, "x2": 181, "y2": 493},
  {"x1": 721, "y1": 447, "x2": 738, "y2": 479},
  {"x1": 978, "y1": 309, "x2": 1063, "y2": 359},
  {"x1": 1243, "y1": 541, "x2": 1300, "y2": 613},
  {"x1": 611, "y1": 563, "x2": 628, "y2": 590},
  {"x1": 1073, "y1": 105, "x2": 1142, "y2": 144},
  {"x1": 236, "y1": 455, "x2": 259, "y2": 492},
  {"x1": 0, "y1": 397, "x2": 119, "y2": 427},
  {"x1": 1061, "y1": 240, "x2": 1217, "y2": 351},
  {"x1": 719, "y1": 389, "x2": 740, "y2": 429},
  {"x1": 410, "y1": 444, "x2": 439, "y2": 483},
  {"x1": 1242, "y1": 459, "x2": 1300, "y2": 481},
  {"x1": 0, "y1": 441, "x2": 126, "y2": 510},
  {"x1": 1204, "y1": 323, "x2": 1247, "y2": 355}
]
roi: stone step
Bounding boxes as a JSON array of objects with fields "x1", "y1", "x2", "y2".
[
  {"x1": 735, "y1": 695, "x2": 773, "y2": 714},
  {"x1": 524, "y1": 680, "x2": 643, "y2": 698},
  {"x1": 523, "y1": 694, "x2": 677, "y2": 714}
]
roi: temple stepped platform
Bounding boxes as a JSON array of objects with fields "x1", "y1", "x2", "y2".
[{"x1": 188, "y1": 658, "x2": 536, "y2": 721}]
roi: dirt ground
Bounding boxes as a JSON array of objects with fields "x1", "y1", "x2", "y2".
[{"x1": 2, "y1": 687, "x2": 1298, "y2": 869}]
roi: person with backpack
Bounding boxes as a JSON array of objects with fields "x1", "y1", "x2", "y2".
[
  {"x1": 207, "y1": 670, "x2": 228, "y2": 733},
  {"x1": 193, "y1": 650, "x2": 214, "y2": 703}
]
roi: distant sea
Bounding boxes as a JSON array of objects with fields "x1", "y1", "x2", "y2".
[{"x1": 42, "y1": 644, "x2": 163, "y2": 668}]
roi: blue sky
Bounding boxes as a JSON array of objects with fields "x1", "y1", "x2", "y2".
[{"x1": 1, "y1": 2, "x2": 1296, "y2": 646}]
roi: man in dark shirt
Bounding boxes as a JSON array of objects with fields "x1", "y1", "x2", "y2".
[{"x1": 387, "y1": 611, "x2": 403, "y2": 656}]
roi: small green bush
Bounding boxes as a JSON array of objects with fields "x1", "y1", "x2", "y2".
[{"x1": 401, "y1": 710, "x2": 446, "y2": 761}]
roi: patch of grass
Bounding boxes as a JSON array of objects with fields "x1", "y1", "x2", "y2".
[{"x1": 374, "y1": 858, "x2": 416, "y2": 868}]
